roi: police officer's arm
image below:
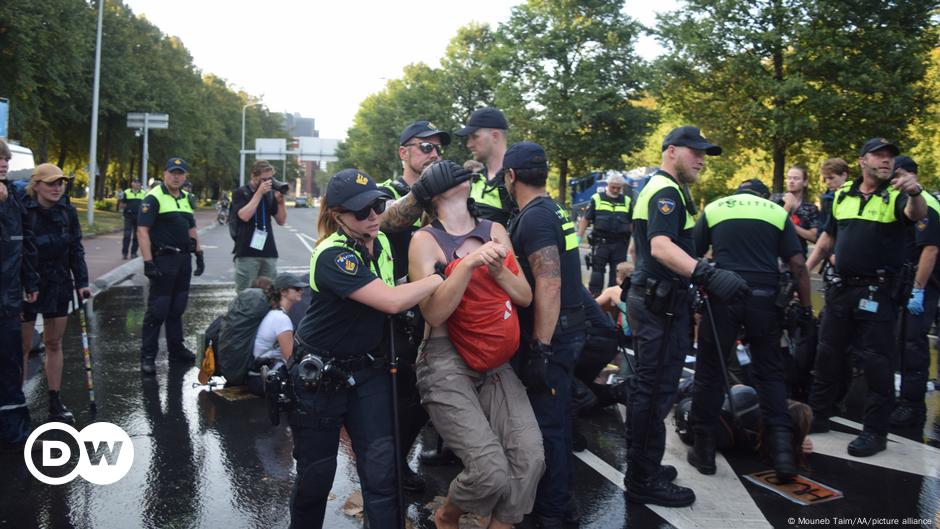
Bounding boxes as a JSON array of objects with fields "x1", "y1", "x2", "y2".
[
  {"x1": 380, "y1": 194, "x2": 424, "y2": 233},
  {"x1": 189, "y1": 227, "x2": 200, "y2": 252},
  {"x1": 348, "y1": 263, "x2": 443, "y2": 315},
  {"x1": 805, "y1": 231, "x2": 833, "y2": 272},
  {"x1": 648, "y1": 188, "x2": 698, "y2": 278},
  {"x1": 576, "y1": 201, "x2": 594, "y2": 240},
  {"x1": 489, "y1": 223, "x2": 532, "y2": 307},
  {"x1": 137, "y1": 195, "x2": 159, "y2": 262},
  {"x1": 914, "y1": 246, "x2": 937, "y2": 290},
  {"x1": 528, "y1": 245, "x2": 562, "y2": 344},
  {"x1": 913, "y1": 207, "x2": 940, "y2": 289},
  {"x1": 893, "y1": 170, "x2": 927, "y2": 221},
  {"x1": 408, "y1": 231, "x2": 506, "y2": 327},
  {"x1": 650, "y1": 236, "x2": 698, "y2": 278}
]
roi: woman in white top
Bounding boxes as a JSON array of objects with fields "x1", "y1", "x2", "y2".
[{"x1": 247, "y1": 273, "x2": 305, "y2": 395}]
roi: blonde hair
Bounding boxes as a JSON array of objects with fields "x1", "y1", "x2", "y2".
[{"x1": 316, "y1": 196, "x2": 343, "y2": 239}]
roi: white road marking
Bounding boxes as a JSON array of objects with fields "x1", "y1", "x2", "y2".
[
  {"x1": 295, "y1": 233, "x2": 313, "y2": 253},
  {"x1": 806, "y1": 418, "x2": 940, "y2": 478},
  {"x1": 200, "y1": 245, "x2": 218, "y2": 249}
]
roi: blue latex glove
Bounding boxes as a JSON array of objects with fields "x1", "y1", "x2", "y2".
[
  {"x1": 908, "y1": 287, "x2": 925, "y2": 315},
  {"x1": 576, "y1": 235, "x2": 582, "y2": 246}
]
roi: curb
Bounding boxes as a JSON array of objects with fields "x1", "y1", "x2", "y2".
[{"x1": 91, "y1": 221, "x2": 221, "y2": 295}]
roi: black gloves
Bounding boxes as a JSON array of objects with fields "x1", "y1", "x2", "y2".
[
  {"x1": 144, "y1": 260, "x2": 162, "y2": 280},
  {"x1": 410, "y1": 161, "x2": 473, "y2": 207},
  {"x1": 521, "y1": 340, "x2": 553, "y2": 394},
  {"x1": 194, "y1": 251, "x2": 205, "y2": 276},
  {"x1": 692, "y1": 259, "x2": 750, "y2": 302}
]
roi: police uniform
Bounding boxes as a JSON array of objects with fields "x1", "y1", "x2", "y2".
[
  {"x1": 690, "y1": 185, "x2": 803, "y2": 477},
  {"x1": 138, "y1": 180, "x2": 196, "y2": 367},
  {"x1": 584, "y1": 190, "x2": 632, "y2": 294},
  {"x1": 289, "y1": 229, "x2": 399, "y2": 528},
  {"x1": 625, "y1": 169, "x2": 695, "y2": 492},
  {"x1": 810, "y1": 175, "x2": 914, "y2": 444},
  {"x1": 121, "y1": 186, "x2": 145, "y2": 258},
  {"x1": 468, "y1": 172, "x2": 514, "y2": 226}
]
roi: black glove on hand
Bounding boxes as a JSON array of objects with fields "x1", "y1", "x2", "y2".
[
  {"x1": 144, "y1": 260, "x2": 162, "y2": 280},
  {"x1": 522, "y1": 340, "x2": 553, "y2": 394},
  {"x1": 692, "y1": 259, "x2": 750, "y2": 302},
  {"x1": 410, "y1": 161, "x2": 473, "y2": 207},
  {"x1": 194, "y1": 251, "x2": 205, "y2": 276}
]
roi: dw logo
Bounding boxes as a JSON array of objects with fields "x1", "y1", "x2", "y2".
[{"x1": 24, "y1": 422, "x2": 134, "y2": 485}]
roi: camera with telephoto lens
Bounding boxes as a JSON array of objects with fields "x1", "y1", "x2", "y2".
[
  {"x1": 271, "y1": 178, "x2": 290, "y2": 195},
  {"x1": 263, "y1": 363, "x2": 293, "y2": 426}
]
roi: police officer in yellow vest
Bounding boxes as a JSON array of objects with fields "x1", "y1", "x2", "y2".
[
  {"x1": 120, "y1": 180, "x2": 145, "y2": 259},
  {"x1": 625, "y1": 126, "x2": 748, "y2": 507},
  {"x1": 138, "y1": 157, "x2": 205, "y2": 375},
  {"x1": 805, "y1": 138, "x2": 927, "y2": 457},
  {"x1": 288, "y1": 168, "x2": 445, "y2": 529},
  {"x1": 577, "y1": 172, "x2": 633, "y2": 295},
  {"x1": 455, "y1": 107, "x2": 515, "y2": 226},
  {"x1": 688, "y1": 178, "x2": 812, "y2": 483}
]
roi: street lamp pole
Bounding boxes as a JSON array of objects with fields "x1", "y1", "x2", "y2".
[
  {"x1": 240, "y1": 102, "x2": 262, "y2": 187},
  {"x1": 86, "y1": 0, "x2": 105, "y2": 226}
]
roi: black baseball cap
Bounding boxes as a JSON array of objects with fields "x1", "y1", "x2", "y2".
[
  {"x1": 661, "y1": 126, "x2": 722, "y2": 156},
  {"x1": 273, "y1": 273, "x2": 306, "y2": 291},
  {"x1": 894, "y1": 155, "x2": 918, "y2": 174},
  {"x1": 736, "y1": 178, "x2": 770, "y2": 199},
  {"x1": 165, "y1": 156, "x2": 189, "y2": 173},
  {"x1": 325, "y1": 168, "x2": 391, "y2": 211},
  {"x1": 399, "y1": 120, "x2": 451, "y2": 146},
  {"x1": 859, "y1": 137, "x2": 900, "y2": 157},
  {"x1": 502, "y1": 141, "x2": 548, "y2": 171},
  {"x1": 455, "y1": 107, "x2": 508, "y2": 136}
]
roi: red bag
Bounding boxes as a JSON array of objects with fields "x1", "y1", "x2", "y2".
[{"x1": 444, "y1": 252, "x2": 521, "y2": 372}]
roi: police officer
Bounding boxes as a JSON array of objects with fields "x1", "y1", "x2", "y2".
[
  {"x1": 805, "y1": 138, "x2": 926, "y2": 456},
  {"x1": 288, "y1": 168, "x2": 446, "y2": 529},
  {"x1": 376, "y1": 120, "x2": 459, "y2": 491},
  {"x1": 138, "y1": 157, "x2": 205, "y2": 375},
  {"x1": 624, "y1": 126, "x2": 747, "y2": 507},
  {"x1": 455, "y1": 107, "x2": 515, "y2": 226},
  {"x1": 120, "y1": 179, "x2": 145, "y2": 259},
  {"x1": 577, "y1": 172, "x2": 633, "y2": 295},
  {"x1": 689, "y1": 178, "x2": 812, "y2": 482},
  {"x1": 892, "y1": 156, "x2": 939, "y2": 427},
  {"x1": 504, "y1": 141, "x2": 585, "y2": 527}
]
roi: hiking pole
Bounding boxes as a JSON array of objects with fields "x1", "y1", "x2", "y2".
[
  {"x1": 700, "y1": 291, "x2": 738, "y2": 423},
  {"x1": 74, "y1": 289, "x2": 97, "y2": 419},
  {"x1": 387, "y1": 317, "x2": 406, "y2": 529}
]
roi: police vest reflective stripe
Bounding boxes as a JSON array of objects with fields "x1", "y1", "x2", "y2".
[
  {"x1": 557, "y1": 202, "x2": 579, "y2": 251},
  {"x1": 378, "y1": 179, "x2": 421, "y2": 228},
  {"x1": 592, "y1": 192, "x2": 631, "y2": 214},
  {"x1": 309, "y1": 231, "x2": 395, "y2": 292},
  {"x1": 591, "y1": 192, "x2": 631, "y2": 234},
  {"x1": 146, "y1": 185, "x2": 193, "y2": 215},
  {"x1": 832, "y1": 182, "x2": 899, "y2": 224},
  {"x1": 632, "y1": 173, "x2": 695, "y2": 230},
  {"x1": 124, "y1": 189, "x2": 146, "y2": 200},
  {"x1": 924, "y1": 192, "x2": 940, "y2": 217},
  {"x1": 470, "y1": 174, "x2": 504, "y2": 209},
  {"x1": 704, "y1": 194, "x2": 787, "y2": 230}
]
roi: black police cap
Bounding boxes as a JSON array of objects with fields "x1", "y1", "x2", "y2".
[
  {"x1": 399, "y1": 120, "x2": 451, "y2": 146},
  {"x1": 859, "y1": 137, "x2": 900, "y2": 157},
  {"x1": 736, "y1": 178, "x2": 770, "y2": 199},
  {"x1": 455, "y1": 107, "x2": 508, "y2": 137},
  {"x1": 502, "y1": 141, "x2": 548, "y2": 172},
  {"x1": 325, "y1": 168, "x2": 391, "y2": 211},
  {"x1": 662, "y1": 126, "x2": 722, "y2": 156}
]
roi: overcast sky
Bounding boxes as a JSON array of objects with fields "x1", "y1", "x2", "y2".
[{"x1": 123, "y1": 0, "x2": 677, "y2": 139}]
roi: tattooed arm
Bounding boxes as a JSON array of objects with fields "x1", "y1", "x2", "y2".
[
  {"x1": 380, "y1": 194, "x2": 424, "y2": 233},
  {"x1": 528, "y1": 244, "x2": 562, "y2": 344}
]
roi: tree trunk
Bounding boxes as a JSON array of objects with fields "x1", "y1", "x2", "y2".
[
  {"x1": 56, "y1": 141, "x2": 68, "y2": 170},
  {"x1": 37, "y1": 131, "x2": 49, "y2": 163},
  {"x1": 772, "y1": 142, "x2": 785, "y2": 193},
  {"x1": 558, "y1": 158, "x2": 568, "y2": 205}
]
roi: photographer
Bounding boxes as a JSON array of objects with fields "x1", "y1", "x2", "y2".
[{"x1": 232, "y1": 160, "x2": 287, "y2": 292}]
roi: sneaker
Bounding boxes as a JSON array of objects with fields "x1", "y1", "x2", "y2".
[
  {"x1": 890, "y1": 404, "x2": 926, "y2": 428},
  {"x1": 169, "y1": 348, "x2": 196, "y2": 364},
  {"x1": 847, "y1": 431, "x2": 887, "y2": 457},
  {"x1": 625, "y1": 475, "x2": 696, "y2": 507}
]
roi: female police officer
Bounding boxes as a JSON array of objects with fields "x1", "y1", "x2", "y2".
[{"x1": 288, "y1": 168, "x2": 445, "y2": 529}]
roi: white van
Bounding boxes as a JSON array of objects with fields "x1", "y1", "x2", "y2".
[{"x1": 6, "y1": 143, "x2": 35, "y2": 181}]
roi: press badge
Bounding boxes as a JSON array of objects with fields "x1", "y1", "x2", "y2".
[
  {"x1": 250, "y1": 228, "x2": 267, "y2": 250},
  {"x1": 858, "y1": 298, "x2": 878, "y2": 313}
]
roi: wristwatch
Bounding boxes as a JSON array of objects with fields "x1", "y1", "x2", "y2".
[{"x1": 908, "y1": 184, "x2": 923, "y2": 197}]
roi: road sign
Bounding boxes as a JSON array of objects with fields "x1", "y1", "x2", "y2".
[
  {"x1": 127, "y1": 112, "x2": 168, "y2": 129},
  {"x1": 255, "y1": 138, "x2": 287, "y2": 160}
]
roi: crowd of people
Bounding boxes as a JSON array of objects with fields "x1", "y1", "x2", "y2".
[{"x1": 1, "y1": 102, "x2": 937, "y2": 529}]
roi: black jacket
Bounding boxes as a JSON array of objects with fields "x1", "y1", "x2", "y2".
[
  {"x1": 23, "y1": 195, "x2": 88, "y2": 313},
  {"x1": 0, "y1": 183, "x2": 39, "y2": 317}
]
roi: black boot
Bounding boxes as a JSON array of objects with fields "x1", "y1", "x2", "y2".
[
  {"x1": 169, "y1": 347, "x2": 196, "y2": 364},
  {"x1": 768, "y1": 428, "x2": 797, "y2": 482},
  {"x1": 687, "y1": 430, "x2": 716, "y2": 475},
  {"x1": 847, "y1": 431, "x2": 887, "y2": 457},
  {"x1": 48, "y1": 391, "x2": 74, "y2": 424},
  {"x1": 890, "y1": 401, "x2": 926, "y2": 428},
  {"x1": 571, "y1": 378, "x2": 598, "y2": 415},
  {"x1": 625, "y1": 473, "x2": 696, "y2": 507}
]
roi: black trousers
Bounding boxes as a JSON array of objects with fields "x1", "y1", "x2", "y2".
[
  {"x1": 899, "y1": 284, "x2": 939, "y2": 405},
  {"x1": 692, "y1": 289, "x2": 790, "y2": 435},
  {"x1": 141, "y1": 253, "x2": 192, "y2": 361},
  {"x1": 589, "y1": 239, "x2": 627, "y2": 295},
  {"x1": 625, "y1": 287, "x2": 690, "y2": 480},
  {"x1": 392, "y1": 321, "x2": 427, "y2": 462},
  {"x1": 122, "y1": 216, "x2": 139, "y2": 256},
  {"x1": 810, "y1": 283, "x2": 897, "y2": 436}
]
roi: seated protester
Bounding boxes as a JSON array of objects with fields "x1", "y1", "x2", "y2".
[
  {"x1": 595, "y1": 261, "x2": 634, "y2": 342},
  {"x1": 675, "y1": 385, "x2": 814, "y2": 469},
  {"x1": 245, "y1": 273, "x2": 306, "y2": 396},
  {"x1": 407, "y1": 161, "x2": 544, "y2": 529}
]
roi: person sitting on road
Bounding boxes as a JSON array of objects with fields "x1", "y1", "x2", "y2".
[
  {"x1": 245, "y1": 273, "x2": 305, "y2": 396},
  {"x1": 595, "y1": 261, "x2": 633, "y2": 340}
]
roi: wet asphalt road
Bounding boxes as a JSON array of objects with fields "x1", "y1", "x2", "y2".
[{"x1": 2, "y1": 206, "x2": 939, "y2": 528}]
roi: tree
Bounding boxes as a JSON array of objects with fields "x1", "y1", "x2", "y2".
[
  {"x1": 654, "y1": 0, "x2": 938, "y2": 192},
  {"x1": 496, "y1": 0, "x2": 656, "y2": 204}
]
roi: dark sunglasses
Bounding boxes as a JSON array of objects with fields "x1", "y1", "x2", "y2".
[
  {"x1": 404, "y1": 142, "x2": 443, "y2": 155},
  {"x1": 344, "y1": 200, "x2": 387, "y2": 221}
]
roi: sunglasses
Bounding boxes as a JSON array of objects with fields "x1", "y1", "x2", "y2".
[
  {"x1": 404, "y1": 142, "x2": 443, "y2": 156},
  {"x1": 344, "y1": 200, "x2": 387, "y2": 221}
]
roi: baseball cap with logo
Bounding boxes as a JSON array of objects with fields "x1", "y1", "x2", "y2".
[
  {"x1": 662, "y1": 126, "x2": 722, "y2": 156},
  {"x1": 325, "y1": 168, "x2": 391, "y2": 210},
  {"x1": 165, "y1": 157, "x2": 189, "y2": 173},
  {"x1": 859, "y1": 138, "x2": 900, "y2": 157},
  {"x1": 455, "y1": 107, "x2": 509, "y2": 137},
  {"x1": 502, "y1": 141, "x2": 548, "y2": 172},
  {"x1": 399, "y1": 120, "x2": 451, "y2": 146}
]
